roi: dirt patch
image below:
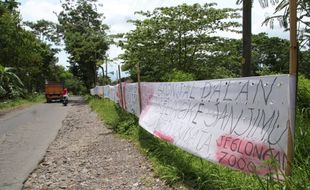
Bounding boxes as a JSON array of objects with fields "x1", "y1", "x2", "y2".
[{"x1": 23, "y1": 99, "x2": 173, "y2": 190}]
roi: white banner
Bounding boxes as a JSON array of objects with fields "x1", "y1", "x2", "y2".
[
  {"x1": 91, "y1": 75, "x2": 295, "y2": 176},
  {"x1": 96, "y1": 86, "x2": 104, "y2": 96},
  {"x1": 123, "y1": 83, "x2": 140, "y2": 116},
  {"x1": 103, "y1": 85, "x2": 118, "y2": 103},
  {"x1": 90, "y1": 88, "x2": 95, "y2": 96},
  {"x1": 139, "y1": 75, "x2": 294, "y2": 176}
]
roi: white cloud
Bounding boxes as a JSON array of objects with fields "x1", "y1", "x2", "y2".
[{"x1": 19, "y1": 0, "x2": 61, "y2": 22}]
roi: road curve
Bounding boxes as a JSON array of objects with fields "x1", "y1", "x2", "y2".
[{"x1": 0, "y1": 98, "x2": 74, "y2": 190}]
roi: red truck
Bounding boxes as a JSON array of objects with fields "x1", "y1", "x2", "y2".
[{"x1": 45, "y1": 81, "x2": 64, "y2": 103}]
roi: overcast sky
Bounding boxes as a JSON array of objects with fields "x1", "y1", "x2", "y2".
[{"x1": 18, "y1": 0, "x2": 288, "y2": 78}]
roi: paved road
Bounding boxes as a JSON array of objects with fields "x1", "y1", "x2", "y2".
[{"x1": 0, "y1": 99, "x2": 72, "y2": 190}]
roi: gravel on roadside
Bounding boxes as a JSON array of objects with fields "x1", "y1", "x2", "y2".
[{"x1": 23, "y1": 99, "x2": 173, "y2": 190}]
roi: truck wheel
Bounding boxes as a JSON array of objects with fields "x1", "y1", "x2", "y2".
[{"x1": 46, "y1": 99, "x2": 51, "y2": 103}]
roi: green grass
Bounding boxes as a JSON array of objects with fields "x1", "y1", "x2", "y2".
[
  {"x1": 86, "y1": 95, "x2": 310, "y2": 190},
  {"x1": 0, "y1": 94, "x2": 45, "y2": 111}
]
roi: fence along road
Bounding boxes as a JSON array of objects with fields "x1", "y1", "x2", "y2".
[{"x1": 0, "y1": 99, "x2": 71, "y2": 190}]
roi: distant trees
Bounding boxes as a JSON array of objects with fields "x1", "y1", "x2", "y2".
[
  {"x1": 119, "y1": 2, "x2": 310, "y2": 81},
  {"x1": 299, "y1": 50, "x2": 310, "y2": 78},
  {"x1": 252, "y1": 33, "x2": 290, "y2": 75},
  {"x1": 0, "y1": 0, "x2": 60, "y2": 99},
  {"x1": 2, "y1": 0, "x2": 309, "y2": 100},
  {"x1": 24, "y1": 19, "x2": 61, "y2": 44},
  {"x1": 57, "y1": 0, "x2": 109, "y2": 89},
  {"x1": 120, "y1": 3, "x2": 242, "y2": 82},
  {"x1": 54, "y1": 65, "x2": 87, "y2": 95}
]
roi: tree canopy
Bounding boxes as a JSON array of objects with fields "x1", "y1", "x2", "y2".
[
  {"x1": 0, "y1": 0, "x2": 61, "y2": 98},
  {"x1": 2, "y1": 0, "x2": 310, "y2": 99},
  {"x1": 252, "y1": 32, "x2": 290, "y2": 75},
  {"x1": 57, "y1": 0, "x2": 109, "y2": 89},
  {"x1": 120, "y1": 3, "x2": 242, "y2": 82}
]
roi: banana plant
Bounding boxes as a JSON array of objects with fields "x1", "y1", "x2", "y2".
[{"x1": 0, "y1": 64, "x2": 24, "y2": 99}]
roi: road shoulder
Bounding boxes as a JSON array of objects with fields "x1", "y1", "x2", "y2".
[{"x1": 23, "y1": 99, "x2": 172, "y2": 189}]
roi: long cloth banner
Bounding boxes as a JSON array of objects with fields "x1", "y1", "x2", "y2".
[{"x1": 91, "y1": 74, "x2": 295, "y2": 177}]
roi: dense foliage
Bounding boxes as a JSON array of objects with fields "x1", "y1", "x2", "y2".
[
  {"x1": 252, "y1": 32, "x2": 290, "y2": 75},
  {"x1": 55, "y1": 65, "x2": 87, "y2": 95},
  {"x1": 57, "y1": 0, "x2": 109, "y2": 89},
  {"x1": 0, "y1": 65, "x2": 24, "y2": 99},
  {"x1": 0, "y1": 0, "x2": 63, "y2": 99},
  {"x1": 120, "y1": 3, "x2": 242, "y2": 82}
]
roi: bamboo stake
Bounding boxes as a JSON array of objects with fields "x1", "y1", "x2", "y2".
[
  {"x1": 289, "y1": 0, "x2": 298, "y2": 76},
  {"x1": 118, "y1": 65, "x2": 124, "y2": 109},
  {"x1": 286, "y1": 0, "x2": 297, "y2": 177},
  {"x1": 106, "y1": 57, "x2": 108, "y2": 85},
  {"x1": 137, "y1": 62, "x2": 142, "y2": 114}
]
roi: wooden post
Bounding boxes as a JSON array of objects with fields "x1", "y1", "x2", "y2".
[
  {"x1": 289, "y1": 0, "x2": 298, "y2": 75},
  {"x1": 137, "y1": 62, "x2": 142, "y2": 114},
  {"x1": 99, "y1": 65, "x2": 105, "y2": 97},
  {"x1": 106, "y1": 57, "x2": 108, "y2": 85},
  {"x1": 286, "y1": 0, "x2": 297, "y2": 176},
  {"x1": 118, "y1": 65, "x2": 124, "y2": 109}
]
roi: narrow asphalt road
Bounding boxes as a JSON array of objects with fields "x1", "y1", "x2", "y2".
[{"x1": 0, "y1": 98, "x2": 74, "y2": 190}]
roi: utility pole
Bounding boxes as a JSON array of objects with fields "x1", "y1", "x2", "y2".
[{"x1": 242, "y1": 0, "x2": 252, "y2": 77}]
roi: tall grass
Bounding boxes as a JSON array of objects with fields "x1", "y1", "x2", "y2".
[
  {"x1": 0, "y1": 94, "x2": 44, "y2": 111},
  {"x1": 86, "y1": 77, "x2": 310, "y2": 190}
]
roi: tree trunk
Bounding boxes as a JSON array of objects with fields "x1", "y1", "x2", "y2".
[{"x1": 242, "y1": 0, "x2": 252, "y2": 77}]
